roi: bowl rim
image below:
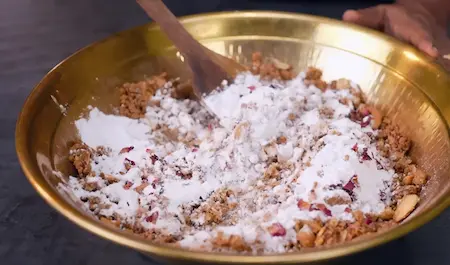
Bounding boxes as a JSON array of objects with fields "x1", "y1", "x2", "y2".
[{"x1": 15, "y1": 10, "x2": 450, "y2": 264}]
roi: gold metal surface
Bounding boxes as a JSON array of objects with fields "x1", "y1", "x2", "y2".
[{"x1": 16, "y1": 11, "x2": 450, "y2": 264}]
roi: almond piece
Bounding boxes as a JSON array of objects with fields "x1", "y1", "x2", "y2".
[
  {"x1": 103, "y1": 174, "x2": 119, "y2": 184},
  {"x1": 367, "y1": 105, "x2": 382, "y2": 129},
  {"x1": 233, "y1": 122, "x2": 249, "y2": 140},
  {"x1": 402, "y1": 175, "x2": 414, "y2": 185},
  {"x1": 412, "y1": 168, "x2": 427, "y2": 185},
  {"x1": 297, "y1": 229, "x2": 316, "y2": 247},
  {"x1": 393, "y1": 194, "x2": 419, "y2": 222},
  {"x1": 379, "y1": 207, "x2": 395, "y2": 220},
  {"x1": 336, "y1": 78, "x2": 350, "y2": 90}
]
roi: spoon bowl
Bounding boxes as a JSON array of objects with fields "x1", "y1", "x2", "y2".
[{"x1": 137, "y1": 0, "x2": 246, "y2": 105}]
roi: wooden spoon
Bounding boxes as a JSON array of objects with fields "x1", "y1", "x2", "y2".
[{"x1": 136, "y1": 0, "x2": 246, "y2": 101}]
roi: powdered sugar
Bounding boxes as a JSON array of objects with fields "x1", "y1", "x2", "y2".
[{"x1": 67, "y1": 71, "x2": 398, "y2": 253}]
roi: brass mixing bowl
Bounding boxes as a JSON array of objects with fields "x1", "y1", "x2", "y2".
[{"x1": 16, "y1": 11, "x2": 450, "y2": 264}]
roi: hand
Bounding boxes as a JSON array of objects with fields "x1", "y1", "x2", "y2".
[{"x1": 343, "y1": 3, "x2": 450, "y2": 70}]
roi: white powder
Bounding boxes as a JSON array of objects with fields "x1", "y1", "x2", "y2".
[
  {"x1": 68, "y1": 71, "x2": 397, "y2": 253},
  {"x1": 75, "y1": 108, "x2": 149, "y2": 151}
]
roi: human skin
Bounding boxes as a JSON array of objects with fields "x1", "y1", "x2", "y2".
[{"x1": 343, "y1": 0, "x2": 450, "y2": 70}]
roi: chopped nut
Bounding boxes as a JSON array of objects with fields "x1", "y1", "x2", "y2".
[
  {"x1": 352, "y1": 210, "x2": 365, "y2": 224},
  {"x1": 392, "y1": 185, "x2": 419, "y2": 201},
  {"x1": 379, "y1": 207, "x2": 395, "y2": 220},
  {"x1": 335, "y1": 78, "x2": 351, "y2": 90},
  {"x1": 101, "y1": 173, "x2": 119, "y2": 184},
  {"x1": 305, "y1": 67, "x2": 322, "y2": 80},
  {"x1": 297, "y1": 228, "x2": 316, "y2": 247},
  {"x1": 314, "y1": 227, "x2": 327, "y2": 246},
  {"x1": 234, "y1": 122, "x2": 249, "y2": 140},
  {"x1": 276, "y1": 136, "x2": 287, "y2": 144},
  {"x1": 252, "y1": 52, "x2": 262, "y2": 62},
  {"x1": 135, "y1": 183, "x2": 149, "y2": 194},
  {"x1": 69, "y1": 143, "x2": 93, "y2": 177},
  {"x1": 280, "y1": 69, "x2": 294, "y2": 80},
  {"x1": 393, "y1": 194, "x2": 419, "y2": 222},
  {"x1": 212, "y1": 232, "x2": 251, "y2": 252},
  {"x1": 119, "y1": 73, "x2": 167, "y2": 119},
  {"x1": 367, "y1": 105, "x2": 382, "y2": 129},
  {"x1": 402, "y1": 175, "x2": 414, "y2": 185},
  {"x1": 83, "y1": 182, "x2": 98, "y2": 192},
  {"x1": 264, "y1": 163, "x2": 281, "y2": 179},
  {"x1": 325, "y1": 196, "x2": 351, "y2": 206},
  {"x1": 119, "y1": 146, "x2": 134, "y2": 154},
  {"x1": 412, "y1": 168, "x2": 427, "y2": 185},
  {"x1": 288, "y1": 113, "x2": 296, "y2": 121},
  {"x1": 303, "y1": 220, "x2": 323, "y2": 233},
  {"x1": 297, "y1": 199, "x2": 310, "y2": 210}
]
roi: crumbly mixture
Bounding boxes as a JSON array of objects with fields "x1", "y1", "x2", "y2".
[{"x1": 66, "y1": 54, "x2": 428, "y2": 254}]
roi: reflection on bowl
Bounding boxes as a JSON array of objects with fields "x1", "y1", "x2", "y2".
[{"x1": 16, "y1": 11, "x2": 450, "y2": 264}]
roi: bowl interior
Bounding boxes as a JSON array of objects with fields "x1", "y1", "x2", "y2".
[{"x1": 16, "y1": 11, "x2": 450, "y2": 264}]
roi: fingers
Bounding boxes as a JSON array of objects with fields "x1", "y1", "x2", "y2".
[
  {"x1": 343, "y1": 4, "x2": 439, "y2": 58},
  {"x1": 388, "y1": 16, "x2": 439, "y2": 58},
  {"x1": 433, "y1": 29, "x2": 450, "y2": 70},
  {"x1": 415, "y1": 39, "x2": 439, "y2": 58},
  {"x1": 342, "y1": 6, "x2": 386, "y2": 30}
]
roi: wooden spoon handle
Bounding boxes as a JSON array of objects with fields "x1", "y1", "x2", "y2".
[{"x1": 136, "y1": 0, "x2": 207, "y2": 59}]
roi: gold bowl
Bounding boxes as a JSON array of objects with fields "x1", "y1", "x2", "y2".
[{"x1": 16, "y1": 11, "x2": 450, "y2": 264}]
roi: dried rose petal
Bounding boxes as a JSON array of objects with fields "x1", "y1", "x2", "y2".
[
  {"x1": 316, "y1": 203, "x2": 332, "y2": 217},
  {"x1": 119, "y1": 146, "x2": 134, "y2": 154},
  {"x1": 124, "y1": 158, "x2": 135, "y2": 166},
  {"x1": 192, "y1": 148, "x2": 198, "y2": 152},
  {"x1": 176, "y1": 170, "x2": 192, "y2": 180},
  {"x1": 348, "y1": 110, "x2": 363, "y2": 123},
  {"x1": 361, "y1": 148, "x2": 372, "y2": 161},
  {"x1": 358, "y1": 106, "x2": 370, "y2": 116},
  {"x1": 365, "y1": 216, "x2": 373, "y2": 225},
  {"x1": 351, "y1": 143, "x2": 358, "y2": 152},
  {"x1": 343, "y1": 180, "x2": 355, "y2": 191},
  {"x1": 150, "y1": 154, "x2": 159, "y2": 165},
  {"x1": 344, "y1": 175, "x2": 359, "y2": 192},
  {"x1": 297, "y1": 199, "x2": 310, "y2": 210},
  {"x1": 248, "y1": 85, "x2": 256, "y2": 91},
  {"x1": 145, "y1": 211, "x2": 159, "y2": 224},
  {"x1": 360, "y1": 116, "x2": 371, "y2": 128},
  {"x1": 145, "y1": 148, "x2": 152, "y2": 153},
  {"x1": 309, "y1": 203, "x2": 332, "y2": 217},
  {"x1": 268, "y1": 223, "x2": 286, "y2": 237},
  {"x1": 344, "y1": 207, "x2": 352, "y2": 213},
  {"x1": 208, "y1": 124, "x2": 213, "y2": 131},
  {"x1": 123, "y1": 181, "x2": 133, "y2": 190}
]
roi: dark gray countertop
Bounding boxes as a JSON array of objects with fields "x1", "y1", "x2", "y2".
[{"x1": 0, "y1": 0, "x2": 448, "y2": 264}]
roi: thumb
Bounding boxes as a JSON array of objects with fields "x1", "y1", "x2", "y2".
[{"x1": 343, "y1": 5, "x2": 386, "y2": 30}]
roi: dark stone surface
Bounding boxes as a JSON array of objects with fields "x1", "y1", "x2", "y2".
[{"x1": 0, "y1": 0, "x2": 448, "y2": 264}]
